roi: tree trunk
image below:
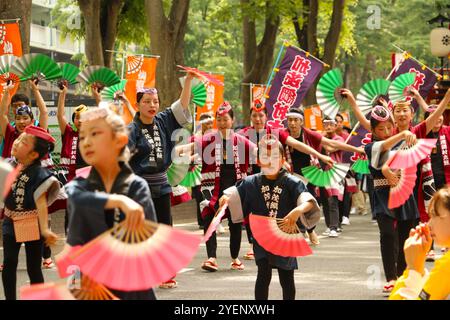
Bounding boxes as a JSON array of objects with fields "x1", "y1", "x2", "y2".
[
  {"x1": 0, "y1": 0, "x2": 32, "y2": 55},
  {"x1": 322, "y1": 0, "x2": 345, "y2": 67},
  {"x1": 145, "y1": 0, "x2": 190, "y2": 109},
  {"x1": 241, "y1": 0, "x2": 279, "y2": 125},
  {"x1": 78, "y1": 0, "x2": 104, "y2": 65},
  {"x1": 101, "y1": 0, "x2": 124, "y2": 68}
]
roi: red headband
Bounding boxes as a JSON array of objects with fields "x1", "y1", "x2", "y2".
[
  {"x1": 217, "y1": 101, "x2": 232, "y2": 116},
  {"x1": 24, "y1": 126, "x2": 56, "y2": 144}
]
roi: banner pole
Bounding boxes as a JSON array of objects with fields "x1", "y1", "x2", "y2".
[{"x1": 263, "y1": 41, "x2": 288, "y2": 99}]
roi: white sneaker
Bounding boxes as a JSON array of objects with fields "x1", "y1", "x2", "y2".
[
  {"x1": 322, "y1": 228, "x2": 331, "y2": 236},
  {"x1": 342, "y1": 217, "x2": 350, "y2": 225},
  {"x1": 328, "y1": 230, "x2": 339, "y2": 238},
  {"x1": 349, "y1": 207, "x2": 356, "y2": 215},
  {"x1": 217, "y1": 223, "x2": 225, "y2": 234}
]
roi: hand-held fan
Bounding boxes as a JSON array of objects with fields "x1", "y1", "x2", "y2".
[
  {"x1": 167, "y1": 160, "x2": 191, "y2": 187},
  {"x1": 356, "y1": 79, "x2": 391, "y2": 115},
  {"x1": 56, "y1": 63, "x2": 80, "y2": 90},
  {"x1": 387, "y1": 139, "x2": 437, "y2": 169},
  {"x1": 204, "y1": 204, "x2": 228, "y2": 242},
  {"x1": 70, "y1": 275, "x2": 119, "y2": 300},
  {"x1": 249, "y1": 214, "x2": 313, "y2": 257},
  {"x1": 388, "y1": 72, "x2": 416, "y2": 103},
  {"x1": 0, "y1": 161, "x2": 23, "y2": 201},
  {"x1": 301, "y1": 163, "x2": 349, "y2": 187},
  {"x1": 20, "y1": 282, "x2": 75, "y2": 300},
  {"x1": 316, "y1": 68, "x2": 344, "y2": 119},
  {"x1": 0, "y1": 54, "x2": 16, "y2": 75},
  {"x1": 101, "y1": 79, "x2": 127, "y2": 101},
  {"x1": 388, "y1": 166, "x2": 417, "y2": 209},
  {"x1": 191, "y1": 82, "x2": 207, "y2": 106},
  {"x1": 69, "y1": 219, "x2": 202, "y2": 291},
  {"x1": 55, "y1": 245, "x2": 82, "y2": 278},
  {"x1": 75, "y1": 166, "x2": 92, "y2": 178},
  {"x1": 351, "y1": 159, "x2": 370, "y2": 174},
  {"x1": 177, "y1": 65, "x2": 224, "y2": 86},
  {"x1": 179, "y1": 164, "x2": 202, "y2": 187},
  {"x1": 170, "y1": 185, "x2": 192, "y2": 206},
  {"x1": 76, "y1": 66, "x2": 121, "y2": 90},
  {"x1": 10, "y1": 53, "x2": 62, "y2": 83}
]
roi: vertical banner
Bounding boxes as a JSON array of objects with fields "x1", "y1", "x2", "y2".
[
  {"x1": 265, "y1": 46, "x2": 323, "y2": 129},
  {"x1": 0, "y1": 22, "x2": 23, "y2": 56},
  {"x1": 389, "y1": 56, "x2": 437, "y2": 111},
  {"x1": 195, "y1": 74, "x2": 224, "y2": 130},
  {"x1": 250, "y1": 84, "x2": 266, "y2": 108},
  {"x1": 342, "y1": 126, "x2": 372, "y2": 164},
  {"x1": 124, "y1": 55, "x2": 158, "y2": 123},
  {"x1": 303, "y1": 104, "x2": 323, "y2": 131}
]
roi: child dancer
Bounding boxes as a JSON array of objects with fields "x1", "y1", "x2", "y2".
[
  {"x1": 390, "y1": 188, "x2": 450, "y2": 300},
  {"x1": 364, "y1": 105, "x2": 420, "y2": 296},
  {"x1": 221, "y1": 135, "x2": 320, "y2": 300},
  {"x1": 63, "y1": 107, "x2": 158, "y2": 300},
  {"x1": 2, "y1": 126, "x2": 59, "y2": 300}
]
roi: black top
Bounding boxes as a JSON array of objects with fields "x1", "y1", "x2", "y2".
[{"x1": 428, "y1": 131, "x2": 446, "y2": 189}]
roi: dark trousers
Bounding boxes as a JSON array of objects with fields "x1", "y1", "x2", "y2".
[
  {"x1": 203, "y1": 213, "x2": 242, "y2": 259},
  {"x1": 245, "y1": 223, "x2": 253, "y2": 244},
  {"x1": 42, "y1": 242, "x2": 51, "y2": 260},
  {"x1": 339, "y1": 190, "x2": 352, "y2": 221},
  {"x1": 255, "y1": 258, "x2": 295, "y2": 300},
  {"x1": 376, "y1": 214, "x2": 419, "y2": 281},
  {"x1": 192, "y1": 185, "x2": 204, "y2": 227},
  {"x1": 321, "y1": 189, "x2": 340, "y2": 230},
  {"x1": 153, "y1": 194, "x2": 172, "y2": 226},
  {"x1": 298, "y1": 183, "x2": 318, "y2": 234},
  {"x1": 2, "y1": 234, "x2": 44, "y2": 300}
]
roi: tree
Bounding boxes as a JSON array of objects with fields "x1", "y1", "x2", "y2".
[
  {"x1": 145, "y1": 0, "x2": 191, "y2": 108},
  {"x1": 0, "y1": 0, "x2": 32, "y2": 55}
]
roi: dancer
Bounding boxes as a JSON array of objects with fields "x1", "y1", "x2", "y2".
[
  {"x1": 63, "y1": 107, "x2": 158, "y2": 299},
  {"x1": 221, "y1": 135, "x2": 320, "y2": 300},
  {"x1": 2, "y1": 126, "x2": 59, "y2": 300}
]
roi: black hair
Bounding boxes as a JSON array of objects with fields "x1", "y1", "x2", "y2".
[
  {"x1": 323, "y1": 115, "x2": 333, "y2": 122},
  {"x1": 370, "y1": 106, "x2": 394, "y2": 130},
  {"x1": 136, "y1": 92, "x2": 160, "y2": 104},
  {"x1": 32, "y1": 136, "x2": 55, "y2": 163},
  {"x1": 251, "y1": 107, "x2": 268, "y2": 115},
  {"x1": 11, "y1": 93, "x2": 30, "y2": 106},
  {"x1": 335, "y1": 113, "x2": 344, "y2": 121}
]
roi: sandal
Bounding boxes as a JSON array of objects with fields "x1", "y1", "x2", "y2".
[
  {"x1": 230, "y1": 261, "x2": 245, "y2": 270},
  {"x1": 42, "y1": 259, "x2": 54, "y2": 269},
  {"x1": 243, "y1": 251, "x2": 254, "y2": 260},
  {"x1": 201, "y1": 258, "x2": 218, "y2": 272},
  {"x1": 159, "y1": 278, "x2": 178, "y2": 289}
]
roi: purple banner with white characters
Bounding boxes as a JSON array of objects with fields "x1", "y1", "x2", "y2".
[
  {"x1": 342, "y1": 113, "x2": 372, "y2": 164},
  {"x1": 266, "y1": 46, "x2": 323, "y2": 129},
  {"x1": 389, "y1": 58, "x2": 437, "y2": 111}
]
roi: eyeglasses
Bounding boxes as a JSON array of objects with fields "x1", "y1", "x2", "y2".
[{"x1": 137, "y1": 87, "x2": 158, "y2": 95}]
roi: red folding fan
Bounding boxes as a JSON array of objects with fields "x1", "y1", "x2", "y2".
[
  {"x1": 388, "y1": 166, "x2": 417, "y2": 209},
  {"x1": 55, "y1": 245, "x2": 82, "y2": 278},
  {"x1": 249, "y1": 214, "x2": 313, "y2": 257},
  {"x1": 177, "y1": 65, "x2": 224, "y2": 86},
  {"x1": 69, "y1": 219, "x2": 202, "y2": 291},
  {"x1": 387, "y1": 139, "x2": 437, "y2": 169},
  {"x1": 20, "y1": 282, "x2": 75, "y2": 300},
  {"x1": 75, "y1": 166, "x2": 92, "y2": 178},
  {"x1": 203, "y1": 204, "x2": 228, "y2": 242}
]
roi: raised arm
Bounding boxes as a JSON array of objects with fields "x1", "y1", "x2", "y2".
[
  {"x1": 381, "y1": 130, "x2": 416, "y2": 152},
  {"x1": 423, "y1": 87, "x2": 450, "y2": 135},
  {"x1": 91, "y1": 84, "x2": 101, "y2": 105},
  {"x1": 0, "y1": 86, "x2": 12, "y2": 137},
  {"x1": 57, "y1": 84, "x2": 68, "y2": 133},
  {"x1": 285, "y1": 135, "x2": 334, "y2": 167},
  {"x1": 340, "y1": 89, "x2": 371, "y2": 132},
  {"x1": 321, "y1": 136, "x2": 365, "y2": 155},
  {"x1": 180, "y1": 72, "x2": 195, "y2": 109},
  {"x1": 116, "y1": 91, "x2": 136, "y2": 118},
  {"x1": 30, "y1": 80, "x2": 48, "y2": 130}
]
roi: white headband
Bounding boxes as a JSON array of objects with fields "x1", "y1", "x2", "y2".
[{"x1": 286, "y1": 112, "x2": 304, "y2": 120}]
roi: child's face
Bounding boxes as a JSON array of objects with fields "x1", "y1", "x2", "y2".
[
  {"x1": 373, "y1": 121, "x2": 394, "y2": 140},
  {"x1": 216, "y1": 114, "x2": 233, "y2": 131},
  {"x1": 393, "y1": 105, "x2": 413, "y2": 129},
  {"x1": 11, "y1": 133, "x2": 37, "y2": 163},
  {"x1": 250, "y1": 110, "x2": 267, "y2": 130},
  {"x1": 259, "y1": 147, "x2": 285, "y2": 176},
  {"x1": 15, "y1": 115, "x2": 32, "y2": 133},
  {"x1": 429, "y1": 204, "x2": 450, "y2": 247},
  {"x1": 79, "y1": 118, "x2": 127, "y2": 166},
  {"x1": 138, "y1": 93, "x2": 160, "y2": 119}
]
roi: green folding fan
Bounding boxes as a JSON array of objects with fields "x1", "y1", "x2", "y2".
[
  {"x1": 301, "y1": 163, "x2": 350, "y2": 187},
  {"x1": 101, "y1": 80, "x2": 127, "y2": 102},
  {"x1": 191, "y1": 82, "x2": 207, "y2": 106},
  {"x1": 167, "y1": 160, "x2": 191, "y2": 187},
  {"x1": 0, "y1": 54, "x2": 16, "y2": 75},
  {"x1": 351, "y1": 159, "x2": 370, "y2": 175},
  {"x1": 76, "y1": 66, "x2": 121, "y2": 90},
  {"x1": 179, "y1": 164, "x2": 202, "y2": 187},
  {"x1": 56, "y1": 63, "x2": 80, "y2": 89},
  {"x1": 316, "y1": 68, "x2": 344, "y2": 119},
  {"x1": 10, "y1": 53, "x2": 62, "y2": 83},
  {"x1": 388, "y1": 72, "x2": 416, "y2": 103},
  {"x1": 356, "y1": 79, "x2": 391, "y2": 115}
]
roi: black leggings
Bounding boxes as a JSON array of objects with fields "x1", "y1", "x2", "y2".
[
  {"x1": 153, "y1": 194, "x2": 172, "y2": 226},
  {"x1": 255, "y1": 258, "x2": 295, "y2": 300},
  {"x1": 376, "y1": 214, "x2": 419, "y2": 281},
  {"x1": 203, "y1": 213, "x2": 242, "y2": 259},
  {"x1": 2, "y1": 234, "x2": 44, "y2": 300}
]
